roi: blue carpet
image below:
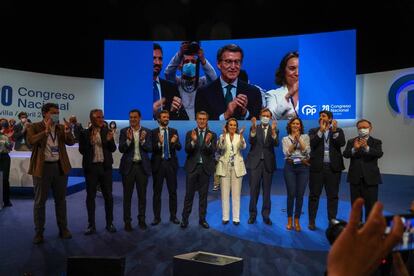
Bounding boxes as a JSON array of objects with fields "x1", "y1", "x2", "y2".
[{"x1": 1, "y1": 169, "x2": 413, "y2": 276}]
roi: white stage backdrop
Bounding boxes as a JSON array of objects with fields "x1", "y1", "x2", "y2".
[{"x1": 0, "y1": 67, "x2": 103, "y2": 125}]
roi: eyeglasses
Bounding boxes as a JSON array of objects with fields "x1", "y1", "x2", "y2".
[{"x1": 221, "y1": 59, "x2": 242, "y2": 67}]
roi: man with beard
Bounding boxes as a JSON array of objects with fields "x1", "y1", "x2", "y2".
[
  {"x1": 164, "y1": 41, "x2": 217, "y2": 120},
  {"x1": 119, "y1": 109, "x2": 152, "y2": 231},
  {"x1": 153, "y1": 43, "x2": 188, "y2": 120},
  {"x1": 195, "y1": 44, "x2": 262, "y2": 120},
  {"x1": 150, "y1": 110, "x2": 181, "y2": 226}
]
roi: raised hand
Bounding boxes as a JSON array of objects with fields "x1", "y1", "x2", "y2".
[
  {"x1": 332, "y1": 119, "x2": 338, "y2": 132},
  {"x1": 251, "y1": 117, "x2": 257, "y2": 132},
  {"x1": 140, "y1": 130, "x2": 147, "y2": 142},
  {"x1": 205, "y1": 132, "x2": 212, "y2": 144},
  {"x1": 106, "y1": 129, "x2": 114, "y2": 141},
  {"x1": 127, "y1": 128, "x2": 133, "y2": 141},
  {"x1": 170, "y1": 134, "x2": 178, "y2": 144},
  {"x1": 158, "y1": 132, "x2": 164, "y2": 144},
  {"x1": 171, "y1": 96, "x2": 182, "y2": 112},
  {"x1": 191, "y1": 130, "x2": 197, "y2": 142},
  {"x1": 63, "y1": 118, "x2": 71, "y2": 133},
  {"x1": 353, "y1": 138, "x2": 361, "y2": 151}
]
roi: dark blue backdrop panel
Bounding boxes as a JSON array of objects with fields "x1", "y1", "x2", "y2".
[
  {"x1": 299, "y1": 30, "x2": 356, "y2": 119},
  {"x1": 104, "y1": 40, "x2": 153, "y2": 120}
]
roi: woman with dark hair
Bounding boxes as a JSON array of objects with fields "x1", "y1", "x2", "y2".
[
  {"x1": 0, "y1": 118, "x2": 14, "y2": 207},
  {"x1": 282, "y1": 117, "x2": 310, "y2": 231},
  {"x1": 215, "y1": 118, "x2": 246, "y2": 225},
  {"x1": 108, "y1": 121, "x2": 118, "y2": 143},
  {"x1": 265, "y1": 51, "x2": 299, "y2": 120}
]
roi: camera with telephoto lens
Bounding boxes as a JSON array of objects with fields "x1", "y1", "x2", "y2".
[{"x1": 183, "y1": 41, "x2": 200, "y2": 55}]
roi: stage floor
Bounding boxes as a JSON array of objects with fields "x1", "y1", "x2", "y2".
[{"x1": 0, "y1": 169, "x2": 413, "y2": 276}]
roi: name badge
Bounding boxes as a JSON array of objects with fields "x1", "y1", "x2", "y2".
[{"x1": 51, "y1": 146, "x2": 59, "y2": 156}]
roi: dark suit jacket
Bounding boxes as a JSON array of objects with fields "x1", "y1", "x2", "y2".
[
  {"x1": 246, "y1": 125, "x2": 279, "y2": 173},
  {"x1": 151, "y1": 127, "x2": 181, "y2": 173},
  {"x1": 343, "y1": 136, "x2": 383, "y2": 186},
  {"x1": 71, "y1": 123, "x2": 84, "y2": 142},
  {"x1": 79, "y1": 127, "x2": 117, "y2": 172},
  {"x1": 184, "y1": 128, "x2": 217, "y2": 175},
  {"x1": 13, "y1": 122, "x2": 32, "y2": 150},
  {"x1": 194, "y1": 78, "x2": 262, "y2": 120},
  {"x1": 159, "y1": 78, "x2": 189, "y2": 120},
  {"x1": 118, "y1": 126, "x2": 152, "y2": 176},
  {"x1": 308, "y1": 127, "x2": 346, "y2": 173}
]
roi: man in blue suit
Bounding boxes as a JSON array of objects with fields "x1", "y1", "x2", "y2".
[
  {"x1": 119, "y1": 109, "x2": 152, "y2": 231},
  {"x1": 195, "y1": 44, "x2": 262, "y2": 120}
]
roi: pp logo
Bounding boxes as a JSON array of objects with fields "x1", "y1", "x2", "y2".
[
  {"x1": 301, "y1": 105, "x2": 317, "y2": 116},
  {"x1": 388, "y1": 74, "x2": 414, "y2": 117},
  {"x1": 1, "y1": 85, "x2": 13, "y2": 106}
]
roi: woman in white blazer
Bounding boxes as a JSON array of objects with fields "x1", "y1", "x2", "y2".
[{"x1": 216, "y1": 118, "x2": 247, "y2": 225}]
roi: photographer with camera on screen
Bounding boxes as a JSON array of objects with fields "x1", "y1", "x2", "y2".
[{"x1": 164, "y1": 41, "x2": 217, "y2": 120}]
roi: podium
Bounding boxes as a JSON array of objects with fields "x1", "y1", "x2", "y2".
[{"x1": 173, "y1": 251, "x2": 243, "y2": 276}]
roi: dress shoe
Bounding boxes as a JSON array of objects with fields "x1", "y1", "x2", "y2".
[
  {"x1": 170, "y1": 217, "x2": 180, "y2": 224},
  {"x1": 151, "y1": 218, "x2": 161, "y2": 226},
  {"x1": 222, "y1": 220, "x2": 229, "y2": 225},
  {"x1": 59, "y1": 228, "x2": 72, "y2": 239},
  {"x1": 233, "y1": 221, "x2": 240, "y2": 226},
  {"x1": 199, "y1": 221, "x2": 210, "y2": 229},
  {"x1": 263, "y1": 217, "x2": 272, "y2": 225},
  {"x1": 286, "y1": 217, "x2": 293, "y2": 230},
  {"x1": 124, "y1": 222, "x2": 133, "y2": 232},
  {"x1": 33, "y1": 232, "x2": 44, "y2": 244},
  {"x1": 294, "y1": 217, "x2": 301, "y2": 232},
  {"x1": 138, "y1": 221, "x2": 148, "y2": 230},
  {"x1": 247, "y1": 217, "x2": 256, "y2": 224},
  {"x1": 106, "y1": 224, "x2": 117, "y2": 233},
  {"x1": 180, "y1": 220, "x2": 188, "y2": 228},
  {"x1": 308, "y1": 220, "x2": 316, "y2": 231},
  {"x1": 84, "y1": 225, "x2": 96, "y2": 235}
]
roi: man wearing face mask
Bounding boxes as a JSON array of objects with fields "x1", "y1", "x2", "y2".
[
  {"x1": 164, "y1": 41, "x2": 217, "y2": 120},
  {"x1": 343, "y1": 119, "x2": 383, "y2": 221},
  {"x1": 150, "y1": 110, "x2": 181, "y2": 226},
  {"x1": 13, "y1": 111, "x2": 32, "y2": 151},
  {"x1": 27, "y1": 103, "x2": 74, "y2": 244},
  {"x1": 153, "y1": 43, "x2": 189, "y2": 120},
  {"x1": 246, "y1": 108, "x2": 279, "y2": 225},
  {"x1": 68, "y1": 115, "x2": 83, "y2": 143},
  {"x1": 308, "y1": 110, "x2": 345, "y2": 230}
]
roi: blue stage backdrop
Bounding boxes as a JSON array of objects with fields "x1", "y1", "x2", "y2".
[{"x1": 104, "y1": 29, "x2": 356, "y2": 120}]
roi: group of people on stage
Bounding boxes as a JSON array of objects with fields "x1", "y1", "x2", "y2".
[
  {"x1": 3, "y1": 99, "x2": 383, "y2": 245},
  {"x1": 152, "y1": 42, "x2": 299, "y2": 122}
]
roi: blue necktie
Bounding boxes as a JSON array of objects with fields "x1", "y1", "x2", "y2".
[
  {"x1": 224, "y1": 84, "x2": 233, "y2": 107},
  {"x1": 163, "y1": 128, "x2": 169, "y2": 160},
  {"x1": 153, "y1": 80, "x2": 161, "y2": 109}
]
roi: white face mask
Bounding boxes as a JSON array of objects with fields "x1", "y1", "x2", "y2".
[
  {"x1": 260, "y1": 116, "x2": 270, "y2": 125},
  {"x1": 358, "y1": 128, "x2": 370, "y2": 137}
]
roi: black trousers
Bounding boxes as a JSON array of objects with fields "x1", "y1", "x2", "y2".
[
  {"x1": 248, "y1": 160, "x2": 273, "y2": 219},
  {"x1": 122, "y1": 162, "x2": 148, "y2": 223},
  {"x1": 152, "y1": 159, "x2": 178, "y2": 220},
  {"x1": 308, "y1": 164, "x2": 341, "y2": 222},
  {"x1": 182, "y1": 164, "x2": 210, "y2": 222},
  {"x1": 350, "y1": 178, "x2": 378, "y2": 221},
  {"x1": 0, "y1": 153, "x2": 11, "y2": 205},
  {"x1": 85, "y1": 164, "x2": 113, "y2": 226}
]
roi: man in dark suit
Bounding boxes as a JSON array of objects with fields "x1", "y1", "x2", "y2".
[
  {"x1": 246, "y1": 108, "x2": 279, "y2": 225},
  {"x1": 343, "y1": 119, "x2": 383, "y2": 221},
  {"x1": 195, "y1": 44, "x2": 262, "y2": 120},
  {"x1": 150, "y1": 110, "x2": 181, "y2": 226},
  {"x1": 153, "y1": 43, "x2": 189, "y2": 120},
  {"x1": 68, "y1": 115, "x2": 84, "y2": 143},
  {"x1": 79, "y1": 109, "x2": 117, "y2": 235},
  {"x1": 13, "y1": 111, "x2": 32, "y2": 151},
  {"x1": 308, "y1": 110, "x2": 346, "y2": 230},
  {"x1": 119, "y1": 109, "x2": 152, "y2": 231},
  {"x1": 181, "y1": 111, "x2": 217, "y2": 229}
]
